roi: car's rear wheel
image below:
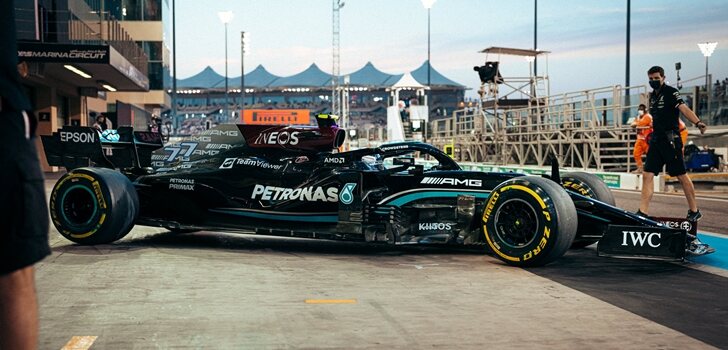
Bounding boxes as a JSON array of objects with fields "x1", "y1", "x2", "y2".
[
  {"x1": 50, "y1": 167, "x2": 138, "y2": 245},
  {"x1": 561, "y1": 172, "x2": 614, "y2": 248},
  {"x1": 482, "y1": 176, "x2": 577, "y2": 267}
]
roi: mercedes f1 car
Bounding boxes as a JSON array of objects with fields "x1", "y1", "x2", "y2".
[{"x1": 41, "y1": 115, "x2": 713, "y2": 267}]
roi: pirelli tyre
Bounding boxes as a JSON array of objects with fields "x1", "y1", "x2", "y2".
[
  {"x1": 482, "y1": 176, "x2": 577, "y2": 267},
  {"x1": 50, "y1": 167, "x2": 139, "y2": 245},
  {"x1": 561, "y1": 172, "x2": 615, "y2": 249}
]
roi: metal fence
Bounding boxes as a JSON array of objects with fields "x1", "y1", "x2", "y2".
[{"x1": 429, "y1": 84, "x2": 652, "y2": 171}]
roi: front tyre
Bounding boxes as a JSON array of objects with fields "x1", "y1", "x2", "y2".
[
  {"x1": 50, "y1": 167, "x2": 139, "y2": 245},
  {"x1": 482, "y1": 176, "x2": 577, "y2": 267},
  {"x1": 561, "y1": 172, "x2": 615, "y2": 249}
]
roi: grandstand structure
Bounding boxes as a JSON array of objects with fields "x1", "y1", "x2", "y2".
[
  {"x1": 171, "y1": 61, "x2": 465, "y2": 138},
  {"x1": 428, "y1": 46, "x2": 727, "y2": 172},
  {"x1": 428, "y1": 47, "x2": 647, "y2": 172}
]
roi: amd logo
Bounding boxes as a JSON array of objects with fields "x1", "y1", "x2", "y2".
[
  {"x1": 621, "y1": 231, "x2": 661, "y2": 248},
  {"x1": 191, "y1": 150, "x2": 219, "y2": 156},
  {"x1": 324, "y1": 157, "x2": 345, "y2": 164},
  {"x1": 421, "y1": 177, "x2": 482, "y2": 187},
  {"x1": 60, "y1": 131, "x2": 95, "y2": 143},
  {"x1": 419, "y1": 223, "x2": 454, "y2": 231},
  {"x1": 254, "y1": 131, "x2": 300, "y2": 146}
]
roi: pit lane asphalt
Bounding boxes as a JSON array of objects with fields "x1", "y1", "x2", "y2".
[{"x1": 36, "y1": 180, "x2": 728, "y2": 349}]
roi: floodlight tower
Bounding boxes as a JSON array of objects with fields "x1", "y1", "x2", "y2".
[
  {"x1": 332, "y1": 0, "x2": 344, "y2": 122},
  {"x1": 218, "y1": 11, "x2": 234, "y2": 121},
  {"x1": 698, "y1": 42, "x2": 717, "y2": 115}
]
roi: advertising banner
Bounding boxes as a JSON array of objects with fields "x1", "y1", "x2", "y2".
[
  {"x1": 242, "y1": 109, "x2": 310, "y2": 125},
  {"x1": 17, "y1": 43, "x2": 110, "y2": 64}
]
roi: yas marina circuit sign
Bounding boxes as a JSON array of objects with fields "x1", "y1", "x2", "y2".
[{"x1": 17, "y1": 43, "x2": 110, "y2": 64}]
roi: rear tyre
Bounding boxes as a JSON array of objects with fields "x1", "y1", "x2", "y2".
[
  {"x1": 482, "y1": 176, "x2": 577, "y2": 267},
  {"x1": 561, "y1": 172, "x2": 614, "y2": 248},
  {"x1": 50, "y1": 167, "x2": 138, "y2": 245}
]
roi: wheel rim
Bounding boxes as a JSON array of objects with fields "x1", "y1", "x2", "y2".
[
  {"x1": 60, "y1": 185, "x2": 98, "y2": 227},
  {"x1": 493, "y1": 198, "x2": 539, "y2": 249}
]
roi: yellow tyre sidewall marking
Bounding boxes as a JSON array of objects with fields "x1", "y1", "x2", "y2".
[
  {"x1": 482, "y1": 183, "x2": 552, "y2": 262},
  {"x1": 562, "y1": 179, "x2": 592, "y2": 197},
  {"x1": 51, "y1": 172, "x2": 108, "y2": 239}
]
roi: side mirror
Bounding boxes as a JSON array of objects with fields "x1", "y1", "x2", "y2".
[
  {"x1": 393, "y1": 157, "x2": 415, "y2": 166},
  {"x1": 408, "y1": 164, "x2": 424, "y2": 175}
]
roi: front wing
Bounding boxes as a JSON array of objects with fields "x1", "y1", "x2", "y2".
[{"x1": 569, "y1": 191, "x2": 703, "y2": 261}]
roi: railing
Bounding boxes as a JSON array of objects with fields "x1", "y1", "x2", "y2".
[{"x1": 428, "y1": 84, "x2": 650, "y2": 170}]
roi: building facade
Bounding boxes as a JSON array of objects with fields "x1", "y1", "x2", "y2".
[
  {"x1": 14, "y1": 0, "x2": 170, "y2": 170},
  {"x1": 103, "y1": 0, "x2": 172, "y2": 124}
]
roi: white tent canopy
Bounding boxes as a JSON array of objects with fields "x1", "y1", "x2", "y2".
[
  {"x1": 386, "y1": 73, "x2": 429, "y2": 143},
  {"x1": 389, "y1": 72, "x2": 428, "y2": 89}
]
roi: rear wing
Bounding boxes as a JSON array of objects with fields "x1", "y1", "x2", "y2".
[{"x1": 41, "y1": 126, "x2": 163, "y2": 171}]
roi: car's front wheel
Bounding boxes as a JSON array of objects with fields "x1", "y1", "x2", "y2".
[
  {"x1": 482, "y1": 176, "x2": 577, "y2": 267},
  {"x1": 561, "y1": 172, "x2": 615, "y2": 249}
]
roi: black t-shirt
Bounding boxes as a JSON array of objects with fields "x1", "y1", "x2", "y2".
[
  {"x1": 0, "y1": 0, "x2": 32, "y2": 111},
  {"x1": 649, "y1": 84, "x2": 684, "y2": 134}
]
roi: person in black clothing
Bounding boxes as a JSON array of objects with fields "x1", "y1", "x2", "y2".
[
  {"x1": 92, "y1": 113, "x2": 111, "y2": 131},
  {"x1": 637, "y1": 66, "x2": 709, "y2": 253},
  {"x1": 0, "y1": 1, "x2": 51, "y2": 349}
]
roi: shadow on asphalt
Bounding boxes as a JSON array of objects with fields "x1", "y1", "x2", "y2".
[
  {"x1": 536, "y1": 248, "x2": 728, "y2": 349},
  {"x1": 50, "y1": 233, "x2": 728, "y2": 346},
  {"x1": 52, "y1": 230, "x2": 486, "y2": 257}
]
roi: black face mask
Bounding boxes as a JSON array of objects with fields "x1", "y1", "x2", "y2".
[{"x1": 649, "y1": 80, "x2": 661, "y2": 90}]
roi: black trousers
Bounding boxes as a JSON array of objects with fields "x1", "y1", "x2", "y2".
[
  {"x1": 0, "y1": 110, "x2": 50, "y2": 275},
  {"x1": 644, "y1": 133, "x2": 686, "y2": 177}
]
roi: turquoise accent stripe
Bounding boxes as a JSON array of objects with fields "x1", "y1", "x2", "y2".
[
  {"x1": 210, "y1": 209, "x2": 338, "y2": 223},
  {"x1": 576, "y1": 209, "x2": 612, "y2": 223},
  {"x1": 385, "y1": 191, "x2": 490, "y2": 207},
  {"x1": 688, "y1": 233, "x2": 728, "y2": 270}
]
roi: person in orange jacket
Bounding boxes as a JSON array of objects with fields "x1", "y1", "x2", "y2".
[
  {"x1": 630, "y1": 104, "x2": 653, "y2": 173},
  {"x1": 679, "y1": 118, "x2": 688, "y2": 149}
]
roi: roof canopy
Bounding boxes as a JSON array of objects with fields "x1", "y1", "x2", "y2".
[
  {"x1": 347, "y1": 62, "x2": 397, "y2": 86},
  {"x1": 269, "y1": 63, "x2": 331, "y2": 88},
  {"x1": 177, "y1": 62, "x2": 465, "y2": 90},
  {"x1": 479, "y1": 47, "x2": 550, "y2": 57},
  {"x1": 230, "y1": 65, "x2": 280, "y2": 88},
  {"x1": 178, "y1": 66, "x2": 225, "y2": 89},
  {"x1": 411, "y1": 60, "x2": 464, "y2": 87}
]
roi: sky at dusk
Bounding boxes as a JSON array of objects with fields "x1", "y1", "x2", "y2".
[{"x1": 174, "y1": 0, "x2": 728, "y2": 97}]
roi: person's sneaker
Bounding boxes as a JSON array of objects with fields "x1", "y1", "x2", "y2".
[
  {"x1": 686, "y1": 237, "x2": 716, "y2": 256},
  {"x1": 686, "y1": 209, "x2": 703, "y2": 222},
  {"x1": 635, "y1": 210, "x2": 652, "y2": 219}
]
